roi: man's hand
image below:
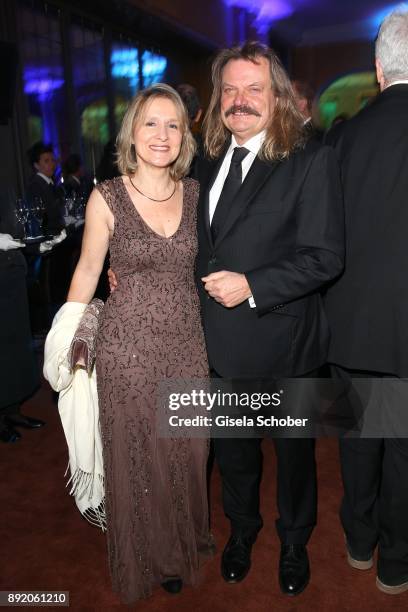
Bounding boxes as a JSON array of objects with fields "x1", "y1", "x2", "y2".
[
  {"x1": 201, "y1": 270, "x2": 252, "y2": 308},
  {"x1": 108, "y1": 268, "x2": 118, "y2": 293}
]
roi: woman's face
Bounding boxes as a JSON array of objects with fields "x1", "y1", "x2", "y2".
[{"x1": 133, "y1": 97, "x2": 183, "y2": 170}]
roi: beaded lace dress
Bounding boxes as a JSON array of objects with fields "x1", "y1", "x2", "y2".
[{"x1": 95, "y1": 176, "x2": 214, "y2": 603}]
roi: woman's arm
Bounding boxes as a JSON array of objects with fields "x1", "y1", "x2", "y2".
[{"x1": 67, "y1": 189, "x2": 112, "y2": 304}]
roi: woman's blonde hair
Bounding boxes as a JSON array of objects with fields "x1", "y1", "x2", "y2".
[
  {"x1": 203, "y1": 42, "x2": 306, "y2": 161},
  {"x1": 116, "y1": 83, "x2": 196, "y2": 180}
]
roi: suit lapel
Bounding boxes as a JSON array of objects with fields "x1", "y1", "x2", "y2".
[{"x1": 214, "y1": 156, "x2": 279, "y2": 247}]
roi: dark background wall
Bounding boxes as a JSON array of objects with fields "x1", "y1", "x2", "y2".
[{"x1": 291, "y1": 40, "x2": 375, "y2": 93}]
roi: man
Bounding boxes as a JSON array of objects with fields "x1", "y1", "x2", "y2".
[
  {"x1": 291, "y1": 79, "x2": 322, "y2": 141},
  {"x1": 0, "y1": 209, "x2": 44, "y2": 442},
  {"x1": 196, "y1": 42, "x2": 344, "y2": 595},
  {"x1": 27, "y1": 141, "x2": 63, "y2": 235},
  {"x1": 62, "y1": 153, "x2": 89, "y2": 200},
  {"x1": 324, "y1": 7, "x2": 408, "y2": 595},
  {"x1": 177, "y1": 83, "x2": 204, "y2": 177},
  {"x1": 177, "y1": 83, "x2": 203, "y2": 127}
]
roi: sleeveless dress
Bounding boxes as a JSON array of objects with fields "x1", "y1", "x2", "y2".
[{"x1": 95, "y1": 176, "x2": 214, "y2": 603}]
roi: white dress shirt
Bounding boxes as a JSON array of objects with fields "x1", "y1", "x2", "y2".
[{"x1": 209, "y1": 130, "x2": 266, "y2": 308}]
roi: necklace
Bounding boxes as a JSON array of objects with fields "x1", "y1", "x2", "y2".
[{"x1": 129, "y1": 176, "x2": 176, "y2": 202}]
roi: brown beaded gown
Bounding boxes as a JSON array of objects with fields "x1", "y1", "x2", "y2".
[{"x1": 95, "y1": 176, "x2": 214, "y2": 603}]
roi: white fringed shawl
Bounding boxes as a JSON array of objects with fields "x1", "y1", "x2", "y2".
[{"x1": 43, "y1": 301, "x2": 106, "y2": 531}]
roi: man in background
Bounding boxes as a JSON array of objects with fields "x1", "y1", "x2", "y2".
[
  {"x1": 62, "y1": 153, "x2": 90, "y2": 200},
  {"x1": 291, "y1": 79, "x2": 322, "y2": 141},
  {"x1": 27, "y1": 141, "x2": 63, "y2": 235},
  {"x1": 0, "y1": 194, "x2": 44, "y2": 443},
  {"x1": 324, "y1": 7, "x2": 408, "y2": 594},
  {"x1": 177, "y1": 83, "x2": 204, "y2": 176}
]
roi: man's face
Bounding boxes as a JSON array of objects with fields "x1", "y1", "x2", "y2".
[
  {"x1": 35, "y1": 152, "x2": 56, "y2": 178},
  {"x1": 220, "y1": 57, "x2": 275, "y2": 145},
  {"x1": 293, "y1": 90, "x2": 309, "y2": 118}
]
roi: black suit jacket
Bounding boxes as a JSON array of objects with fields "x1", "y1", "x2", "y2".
[
  {"x1": 195, "y1": 140, "x2": 344, "y2": 378},
  {"x1": 324, "y1": 84, "x2": 408, "y2": 377},
  {"x1": 26, "y1": 173, "x2": 63, "y2": 234}
]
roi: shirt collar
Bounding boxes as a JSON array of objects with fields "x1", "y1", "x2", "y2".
[
  {"x1": 37, "y1": 172, "x2": 54, "y2": 185},
  {"x1": 229, "y1": 130, "x2": 266, "y2": 157},
  {"x1": 385, "y1": 79, "x2": 408, "y2": 89}
]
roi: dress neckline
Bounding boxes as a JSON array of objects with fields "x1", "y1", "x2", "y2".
[{"x1": 119, "y1": 176, "x2": 186, "y2": 240}]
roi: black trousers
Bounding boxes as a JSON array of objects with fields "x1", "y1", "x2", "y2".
[
  {"x1": 213, "y1": 370, "x2": 317, "y2": 545},
  {"x1": 334, "y1": 365, "x2": 408, "y2": 584},
  {"x1": 0, "y1": 403, "x2": 21, "y2": 431}
]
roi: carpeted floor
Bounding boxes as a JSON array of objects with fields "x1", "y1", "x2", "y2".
[{"x1": 1, "y1": 379, "x2": 406, "y2": 611}]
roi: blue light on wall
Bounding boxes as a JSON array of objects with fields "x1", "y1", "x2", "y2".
[
  {"x1": 23, "y1": 67, "x2": 64, "y2": 100},
  {"x1": 142, "y1": 51, "x2": 167, "y2": 86},
  {"x1": 367, "y1": 3, "x2": 402, "y2": 37},
  {"x1": 23, "y1": 66, "x2": 64, "y2": 155},
  {"x1": 110, "y1": 47, "x2": 167, "y2": 90},
  {"x1": 223, "y1": 0, "x2": 294, "y2": 34},
  {"x1": 111, "y1": 47, "x2": 139, "y2": 89}
]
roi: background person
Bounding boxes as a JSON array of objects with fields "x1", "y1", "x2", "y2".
[
  {"x1": 291, "y1": 79, "x2": 323, "y2": 141},
  {"x1": 324, "y1": 7, "x2": 408, "y2": 595},
  {"x1": 0, "y1": 226, "x2": 44, "y2": 443},
  {"x1": 62, "y1": 153, "x2": 91, "y2": 201},
  {"x1": 176, "y1": 83, "x2": 204, "y2": 176},
  {"x1": 26, "y1": 141, "x2": 64, "y2": 235}
]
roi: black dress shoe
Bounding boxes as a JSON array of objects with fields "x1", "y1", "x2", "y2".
[
  {"x1": 6, "y1": 414, "x2": 45, "y2": 429},
  {"x1": 279, "y1": 544, "x2": 310, "y2": 596},
  {"x1": 0, "y1": 425, "x2": 22, "y2": 443},
  {"x1": 161, "y1": 578, "x2": 183, "y2": 594},
  {"x1": 221, "y1": 533, "x2": 255, "y2": 583}
]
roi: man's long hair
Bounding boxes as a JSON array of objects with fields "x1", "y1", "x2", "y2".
[{"x1": 203, "y1": 42, "x2": 306, "y2": 161}]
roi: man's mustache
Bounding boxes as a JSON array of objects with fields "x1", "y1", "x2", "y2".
[{"x1": 225, "y1": 105, "x2": 261, "y2": 117}]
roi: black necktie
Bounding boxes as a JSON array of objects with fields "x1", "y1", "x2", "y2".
[{"x1": 211, "y1": 146, "x2": 249, "y2": 242}]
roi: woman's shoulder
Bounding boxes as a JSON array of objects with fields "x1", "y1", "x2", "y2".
[
  {"x1": 94, "y1": 176, "x2": 123, "y2": 211},
  {"x1": 96, "y1": 176, "x2": 122, "y2": 193}
]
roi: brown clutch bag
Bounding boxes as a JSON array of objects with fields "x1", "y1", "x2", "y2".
[{"x1": 68, "y1": 298, "x2": 104, "y2": 374}]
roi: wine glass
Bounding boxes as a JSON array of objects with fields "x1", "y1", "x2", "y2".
[
  {"x1": 14, "y1": 198, "x2": 29, "y2": 239},
  {"x1": 63, "y1": 194, "x2": 75, "y2": 218},
  {"x1": 74, "y1": 194, "x2": 85, "y2": 220},
  {"x1": 31, "y1": 197, "x2": 45, "y2": 236}
]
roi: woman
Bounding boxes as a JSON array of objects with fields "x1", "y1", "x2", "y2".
[{"x1": 67, "y1": 84, "x2": 214, "y2": 602}]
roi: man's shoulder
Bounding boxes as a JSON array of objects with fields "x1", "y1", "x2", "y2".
[
  {"x1": 27, "y1": 173, "x2": 49, "y2": 194},
  {"x1": 289, "y1": 140, "x2": 335, "y2": 168},
  {"x1": 333, "y1": 89, "x2": 408, "y2": 156},
  {"x1": 28, "y1": 173, "x2": 45, "y2": 185}
]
